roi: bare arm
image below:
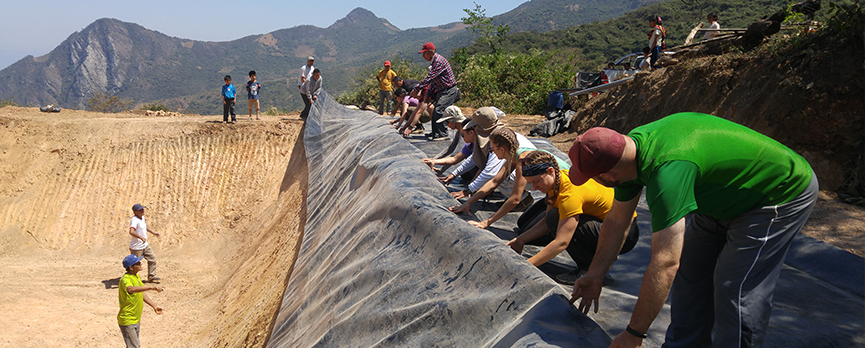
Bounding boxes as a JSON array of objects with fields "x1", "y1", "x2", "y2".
[
  {"x1": 142, "y1": 291, "x2": 164, "y2": 314},
  {"x1": 450, "y1": 163, "x2": 509, "y2": 212},
  {"x1": 506, "y1": 205, "x2": 554, "y2": 254},
  {"x1": 526, "y1": 215, "x2": 578, "y2": 266},
  {"x1": 424, "y1": 152, "x2": 466, "y2": 168},
  {"x1": 129, "y1": 227, "x2": 146, "y2": 242},
  {"x1": 570, "y1": 192, "x2": 641, "y2": 312},
  {"x1": 471, "y1": 166, "x2": 528, "y2": 228},
  {"x1": 126, "y1": 284, "x2": 164, "y2": 294},
  {"x1": 146, "y1": 227, "x2": 159, "y2": 237},
  {"x1": 608, "y1": 218, "x2": 684, "y2": 347}
]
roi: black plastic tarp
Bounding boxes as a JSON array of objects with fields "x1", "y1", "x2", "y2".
[{"x1": 267, "y1": 93, "x2": 612, "y2": 347}]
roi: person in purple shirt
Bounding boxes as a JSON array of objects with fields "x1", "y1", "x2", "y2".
[{"x1": 413, "y1": 42, "x2": 459, "y2": 141}]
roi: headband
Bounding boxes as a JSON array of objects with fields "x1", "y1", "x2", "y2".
[{"x1": 522, "y1": 162, "x2": 554, "y2": 177}]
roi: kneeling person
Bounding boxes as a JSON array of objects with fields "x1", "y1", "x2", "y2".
[{"x1": 506, "y1": 151, "x2": 639, "y2": 285}]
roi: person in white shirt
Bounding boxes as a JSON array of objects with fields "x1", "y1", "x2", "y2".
[
  {"x1": 128, "y1": 203, "x2": 161, "y2": 283},
  {"x1": 297, "y1": 56, "x2": 315, "y2": 90},
  {"x1": 704, "y1": 13, "x2": 721, "y2": 40}
]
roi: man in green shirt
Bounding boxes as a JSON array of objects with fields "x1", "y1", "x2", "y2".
[
  {"x1": 567, "y1": 113, "x2": 817, "y2": 348},
  {"x1": 118, "y1": 254, "x2": 164, "y2": 348}
]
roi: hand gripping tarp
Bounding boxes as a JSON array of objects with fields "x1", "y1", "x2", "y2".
[{"x1": 267, "y1": 92, "x2": 612, "y2": 347}]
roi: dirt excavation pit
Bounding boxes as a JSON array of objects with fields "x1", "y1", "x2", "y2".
[{"x1": 0, "y1": 106, "x2": 308, "y2": 347}]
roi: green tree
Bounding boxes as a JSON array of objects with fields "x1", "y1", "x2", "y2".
[
  {"x1": 0, "y1": 98, "x2": 17, "y2": 107},
  {"x1": 461, "y1": 2, "x2": 511, "y2": 53},
  {"x1": 336, "y1": 55, "x2": 427, "y2": 107},
  {"x1": 141, "y1": 101, "x2": 174, "y2": 112},
  {"x1": 87, "y1": 92, "x2": 132, "y2": 113},
  {"x1": 458, "y1": 49, "x2": 572, "y2": 115}
]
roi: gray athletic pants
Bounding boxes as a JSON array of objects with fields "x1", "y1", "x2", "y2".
[
  {"x1": 120, "y1": 323, "x2": 141, "y2": 348},
  {"x1": 663, "y1": 173, "x2": 818, "y2": 348}
]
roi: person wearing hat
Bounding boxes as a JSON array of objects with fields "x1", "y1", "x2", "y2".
[
  {"x1": 298, "y1": 57, "x2": 315, "y2": 90},
  {"x1": 129, "y1": 203, "x2": 160, "y2": 283},
  {"x1": 392, "y1": 88, "x2": 432, "y2": 136},
  {"x1": 429, "y1": 105, "x2": 469, "y2": 162},
  {"x1": 567, "y1": 113, "x2": 817, "y2": 348},
  {"x1": 422, "y1": 119, "x2": 478, "y2": 181},
  {"x1": 413, "y1": 42, "x2": 459, "y2": 140},
  {"x1": 499, "y1": 149, "x2": 639, "y2": 285},
  {"x1": 444, "y1": 107, "x2": 513, "y2": 199},
  {"x1": 118, "y1": 254, "x2": 164, "y2": 348},
  {"x1": 376, "y1": 61, "x2": 398, "y2": 115}
]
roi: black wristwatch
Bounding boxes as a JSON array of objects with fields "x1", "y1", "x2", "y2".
[{"x1": 462, "y1": 188, "x2": 472, "y2": 196}]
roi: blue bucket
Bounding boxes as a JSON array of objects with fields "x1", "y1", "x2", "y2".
[{"x1": 548, "y1": 91, "x2": 563, "y2": 109}]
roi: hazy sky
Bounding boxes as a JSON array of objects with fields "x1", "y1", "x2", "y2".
[{"x1": 0, "y1": 0, "x2": 528, "y2": 70}]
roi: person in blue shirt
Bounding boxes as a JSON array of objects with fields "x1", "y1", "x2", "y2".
[
  {"x1": 221, "y1": 75, "x2": 237, "y2": 123},
  {"x1": 246, "y1": 70, "x2": 262, "y2": 120}
]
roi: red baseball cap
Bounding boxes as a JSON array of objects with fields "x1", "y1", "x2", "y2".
[
  {"x1": 418, "y1": 42, "x2": 436, "y2": 53},
  {"x1": 568, "y1": 127, "x2": 626, "y2": 185},
  {"x1": 384, "y1": 61, "x2": 391, "y2": 66}
]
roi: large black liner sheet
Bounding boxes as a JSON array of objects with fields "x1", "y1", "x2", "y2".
[{"x1": 267, "y1": 93, "x2": 612, "y2": 347}]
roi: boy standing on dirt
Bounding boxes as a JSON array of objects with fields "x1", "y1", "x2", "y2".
[
  {"x1": 246, "y1": 71, "x2": 262, "y2": 120},
  {"x1": 129, "y1": 203, "x2": 160, "y2": 283},
  {"x1": 118, "y1": 254, "x2": 164, "y2": 348},
  {"x1": 222, "y1": 75, "x2": 237, "y2": 123}
]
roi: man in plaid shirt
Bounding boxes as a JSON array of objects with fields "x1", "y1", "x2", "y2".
[{"x1": 412, "y1": 42, "x2": 460, "y2": 140}]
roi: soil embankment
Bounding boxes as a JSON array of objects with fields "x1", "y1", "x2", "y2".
[{"x1": 0, "y1": 107, "x2": 307, "y2": 347}]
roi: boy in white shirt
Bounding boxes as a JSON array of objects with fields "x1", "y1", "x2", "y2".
[{"x1": 129, "y1": 203, "x2": 161, "y2": 283}]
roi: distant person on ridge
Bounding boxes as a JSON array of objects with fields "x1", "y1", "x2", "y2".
[
  {"x1": 129, "y1": 203, "x2": 161, "y2": 283},
  {"x1": 703, "y1": 13, "x2": 721, "y2": 40},
  {"x1": 297, "y1": 57, "x2": 315, "y2": 91},
  {"x1": 246, "y1": 70, "x2": 262, "y2": 120},
  {"x1": 413, "y1": 42, "x2": 459, "y2": 141},
  {"x1": 297, "y1": 57, "x2": 315, "y2": 114},
  {"x1": 376, "y1": 61, "x2": 397, "y2": 115},
  {"x1": 300, "y1": 69, "x2": 322, "y2": 120},
  {"x1": 118, "y1": 254, "x2": 164, "y2": 348},
  {"x1": 221, "y1": 75, "x2": 237, "y2": 124},
  {"x1": 646, "y1": 16, "x2": 665, "y2": 69}
]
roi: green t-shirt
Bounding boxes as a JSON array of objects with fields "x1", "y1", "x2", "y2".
[
  {"x1": 614, "y1": 113, "x2": 813, "y2": 231},
  {"x1": 118, "y1": 273, "x2": 144, "y2": 326}
]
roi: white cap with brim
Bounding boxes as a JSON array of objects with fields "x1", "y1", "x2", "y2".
[{"x1": 437, "y1": 106, "x2": 467, "y2": 124}]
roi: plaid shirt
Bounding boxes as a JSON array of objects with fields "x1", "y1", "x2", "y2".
[{"x1": 414, "y1": 53, "x2": 456, "y2": 96}]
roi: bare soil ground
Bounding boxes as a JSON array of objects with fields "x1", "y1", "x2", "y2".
[
  {"x1": 0, "y1": 101, "x2": 861, "y2": 348},
  {"x1": 0, "y1": 106, "x2": 308, "y2": 347}
]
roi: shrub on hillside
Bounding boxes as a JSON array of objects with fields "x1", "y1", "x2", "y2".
[
  {"x1": 457, "y1": 50, "x2": 572, "y2": 115},
  {"x1": 87, "y1": 92, "x2": 132, "y2": 113},
  {"x1": 0, "y1": 98, "x2": 17, "y2": 107},
  {"x1": 141, "y1": 101, "x2": 174, "y2": 112},
  {"x1": 336, "y1": 55, "x2": 427, "y2": 107}
]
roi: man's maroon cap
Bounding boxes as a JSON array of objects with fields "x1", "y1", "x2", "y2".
[
  {"x1": 418, "y1": 42, "x2": 436, "y2": 53},
  {"x1": 568, "y1": 127, "x2": 626, "y2": 185}
]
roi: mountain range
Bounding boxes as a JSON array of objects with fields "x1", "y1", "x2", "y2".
[{"x1": 0, "y1": 0, "x2": 661, "y2": 114}]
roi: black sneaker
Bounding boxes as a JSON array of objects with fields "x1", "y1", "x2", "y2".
[
  {"x1": 425, "y1": 133, "x2": 448, "y2": 141},
  {"x1": 555, "y1": 268, "x2": 583, "y2": 285}
]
